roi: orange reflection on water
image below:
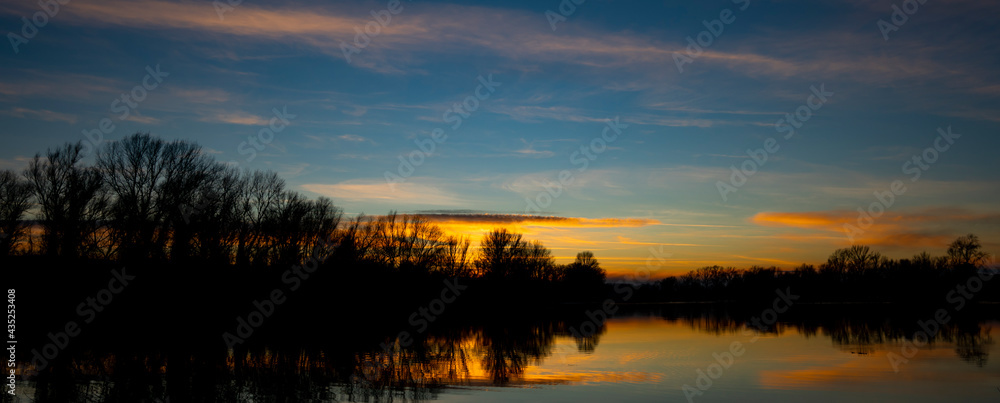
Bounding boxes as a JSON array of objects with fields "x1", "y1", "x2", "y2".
[
  {"x1": 15, "y1": 313, "x2": 1000, "y2": 401},
  {"x1": 757, "y1": 323, "x2": 997, "y2": 392}
]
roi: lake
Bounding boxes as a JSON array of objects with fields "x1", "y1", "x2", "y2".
[{"x1": 7, "y1": 305, "x2": 999, "y2": 402}]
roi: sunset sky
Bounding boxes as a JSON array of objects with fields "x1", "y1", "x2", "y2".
[{"x1": 1, "y1": 0, "x2": 998, "y2": 277}]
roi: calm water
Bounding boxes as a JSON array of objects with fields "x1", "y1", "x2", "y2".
[{"x1": 7, "y1": 307, "x2": 999, "y2": 402}]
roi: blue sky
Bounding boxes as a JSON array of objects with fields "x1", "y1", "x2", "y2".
[{"x1": 2, "y1": 0, "x2": 999, "y2": 276}]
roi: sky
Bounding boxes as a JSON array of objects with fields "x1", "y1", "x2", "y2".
[{"x1": 1, "y1": 0, "x2": 999, "y2": 278}]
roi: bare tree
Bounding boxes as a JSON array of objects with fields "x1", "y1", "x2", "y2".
[
  {"x1": 684, "y1": 265, "x2": 736, "y2": 289},
  {"x1": 302, "y1": 196, "x2": 342, "y2": 258},
  {"x1": 440, "y1": 235, "x2": 472, "y2": 277},
  {"x1": 0, "y1": 170, "x2": 33, "y2": 256},
  {"x1": 98, "y1": 133, "x2": 216, "y2": 261},
  {"x1": 823, "y1": 245, "x2": 885, "y2": 279},
  {"x1": 235, "y1": 170, "x2": 286, "y2": 266},
  {"x1": 98, "y1": 133, "x2": 163, "y2": 259},
  {"x1": 475, "y1": 228, "x2": 526, "y2": 280},
  {"x1": 399, "y1": 216, "x2": 446, "y2": 271},
  {"x1": 269, "y1": 190, "x2": 313, "y2": 266},
  {"x1": 335, "y1": 214, "x2": 370, "y2": 264},
  {"x1": 524, "y1": 240, "x2": 556, "y2": 281},
  {"x1": 947, "y1": 234, "x2": 990, "y2": 268},
  {"x1": 180, "y1": 163, "x2": 245, "y2": 264},
  {"x1": 343, "y1": 213, "x2": 454, "y2": 273},
  {"x1": 157, "y1": 139, "x2": 217, "y2": 260},
  {"x1": 24, "y1": 142, "x2": 104, "y2": 258},
  {"x1": 909, "y1": 251, "x2": 947, "y2": 273}
]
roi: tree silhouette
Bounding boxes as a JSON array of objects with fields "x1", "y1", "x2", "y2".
[
  {"x1": 236, "y1": 169, "x2": 286, "y2": 266},
  {"x1": 4, "y1": 134, "x2": 997, "y2": 307},
  {"x1": 24, "y1": 142, "x2": 105, "y2": 258},
  {"x1": 822, "y1": 245, "x2": 886, "y2": 280},
  {"x1": 182, "y1": 164, "x2": 245, "y2": 264},
  {"x1": 683, "y1": 265, "x2": 737, "y2": 289},
  {"x1": 440, "y1": 235, "x2": 472, "y2": 277},
  {"x1": 947, "y1": 234, "x2": 990, "y2": 268},
  {"x1": 98, "y1": 133, "x2": 215, "y2": 261},
  {"x1": 561, "y1": 251, "x2": 607, "y2": 299},
  {"x1": 475, "y1": 228, "x2": 527, "y2": 280},
  {"x1": 157, "y1": 142, "x2": 219, "y2": 261},
  {"x1": 525, "y1": 240, "x2": 557, "y2": 281},
  {"x1": 0, "y1": 169, "x2": 33, "y2": 256},
  {"x1": 562, "y1": 251, "x2": 605, "y2": 283},
  {"x1": 338, "y1": 213, "x2": 470, "y2": 275}
]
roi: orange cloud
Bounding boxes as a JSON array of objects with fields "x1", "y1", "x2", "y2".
[
  {"x1": 199, "y1": 111, "x2": 267, "y2": 126},
  {"x1": 752, "y1": 211, "x2": 853, "y2": 231},
  {"x1": 414, "y1": 213, "x2": 660, "y2": 228},
  {"x1": 405, "y1": 214, "x2": 660, "y2": 252},
  {"x1": 751, "y1": 208, "x2": 1000, "y2": 249}
]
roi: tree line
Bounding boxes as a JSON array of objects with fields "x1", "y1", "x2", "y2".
[
  {"x1": 0, "y1": 133, "x2": 607, "y2": 293},
  {"x1": 1, "y1": 133, "x2": 994, "y2": 303},
  {"x1": 633, "y1": 236, "x2": 996, "y2": 302}
]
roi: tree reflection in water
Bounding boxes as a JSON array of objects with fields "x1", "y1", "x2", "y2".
[{"x1": 10, "y1": 307, "x2": 995, "y2": 402}]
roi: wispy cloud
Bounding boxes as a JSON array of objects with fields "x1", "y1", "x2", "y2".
[
  {"x1": 414, "y1": 213, "x2": 660, "y2": 228},
  {"x1": 170, "y1": 88, "x2": 231, "y2": 104},
  {"x1": 9, "y1": 0, "x2": 979, "y2": 84},
  {"x1": 491, "y1": 105, "x2": 721, "y2": 127},
  {"x1": 2, "y1": 107, "x2": 77, "y2": 124},
  {"x1": 512, "y1": 139, "x2": 555, "y2": 158},
  {"x1": 124, "y1": 114, "x2": 160, "y2": 124},
  {"x1": 337, "y1": 134, "x2": 374, "y2": 144},
  {"x1": 341, "y1": 106, "x2": 368, "y2": 117},
  {"x1": 302, "y1": 180, "x2": 466, "y2": 207},
  {"x1": 615, "y1": 236, "x2": 709, "y2": 247},
  {"x1": 0, "y1": 71, "x2": 121, "y2": 101},
  {"x1": 200, "y1": 111, "x2": 267, "y2": 125}
]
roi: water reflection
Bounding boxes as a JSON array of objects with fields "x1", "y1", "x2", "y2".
[
  {"x1": 644, "y1": 304, "x2": 995, "y2": 367},
  {"x1": 8, "y1": 305, "x2": 997, "y2": 402}
]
